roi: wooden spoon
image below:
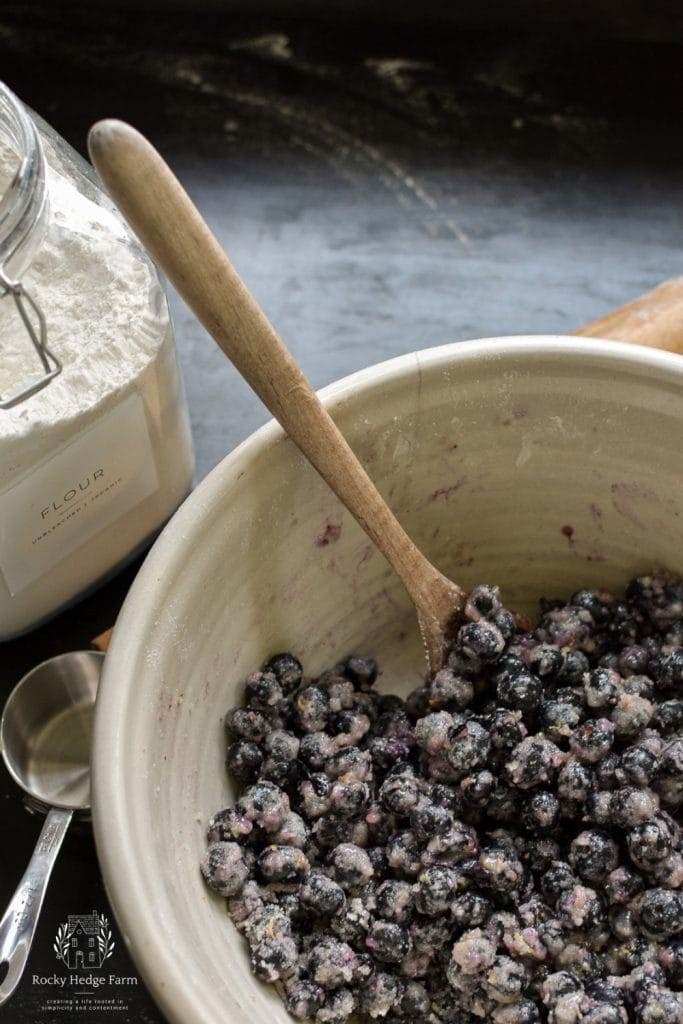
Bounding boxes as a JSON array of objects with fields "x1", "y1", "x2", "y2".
[
  {"x1": 87, "y1": 120, "x2": 683, "y2": 673},
  {"x1": 88, "y1": 121, "x2": 466, "y2": 672}
]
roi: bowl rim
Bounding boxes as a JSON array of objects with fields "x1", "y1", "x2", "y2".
[{"x1": 92, "y1": 335, "x2": 683, "y2": 1024}]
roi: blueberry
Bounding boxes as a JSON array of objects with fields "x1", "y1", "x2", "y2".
[
  {"x1": 595, "y1": 752, "x2": 621, "y2": 791},
  {"x1": 313, "y1": 814, "x2": 361, "y2": 850},
  {"x1": 568, "y1": 830, "x2": 619, "y2": 883},
  {"x1": 609, "y1": 786, "x2": 660, "y2": 828},
  {"x1": 207, "y1": 807, "x2": 253, "y2": 844},
  {"x1": 629, "y1": 813, "x2": 678, "y2": 868},
  {"x1": 359, "y1": 971, "x2": 403, "y2": 1017},
  {"x1": 366, "y1": 920, "x2": 412, "y2": 963},
  {"x1": 620, "y1": 745, "x2": 659, "y2": 787},
  {"x1": 460, "y1": 770, "x2": 496, "y2": 808},
  {"x1": 386, "y1": 830, "x2": 422, "y2": 877},
  {"x1": 226, "y1": 741, "x2": 263, "y2": 783},
  {"x1": 484, "y1": 955, "x2": 528, "y2": 1003},
  {"x1": 430, "y1": 782, "x2": 463, "y2": 815},
  {"x1": 328, "y1": 709, "x2": 371, "y2": 743},
  {"x1": 457, "y1": 620, "x2": 506, "y2": 663},
  {"x1": 604, "y1": 866, "x2": 645, "y2": 905},
  {"x1": 571, "y1": 589, "x2": 609, "y2": 624},
  {"x1": 466, "y1": 583, "x2": 503, "y2": 619},
  {"x1": 285, "y1": 979, "x2": 326, "y2": 1019},
  {"x1": 366, "y1": 845, "x2": 388, "y2": 875},
  {"x1": 489, "y1": 708, "x2": 527, "y2": 750},
  {"x1": 651, "y1": 650, "x2": 683, "y2": 690},
  {"x1": 429, "y1": 669, "x2": 474, "y2": 710},
  {"x1": 225, "y1": 706, "x2": 269, "y2": 742},
  {"x1": 263, "y1": 652, "x2": 303, "y2": 694},
  {"x1": 299, "y1": 732, "x2": 334, "y2": 770},
  {"x1": 583, "y1": 668, "x2": 620, "y2": 710},
  {"x1": 299, "y1": 872, "x2": 347, "y2": 917},
  {"x1": 343, "y1": 655, "x2": 378, "y2": 689},
  {"x1": 529, "y1": 644, "x2": 564, "y2": 678},
  {"x1": 250, "y1": 935, "x2": 298, "y2": 982},
  {"x1": 379, "y1": 770, "x2": 421, "y2": 816},
  {"x1": 330, "y1": 843, "x2": 374, "y2": 888},
  {"x1": 446, "y1": 720, "x2": 491, "y2": 773},
  {"x1": 523, "y1": 837, "x2": 561, "y2": 874},
  {"x1": 539, "y1": 699, "x2": 583, "y2": 742},
  {"x1": 541, "y1": 861, "x2": 577, "y2": 904},
  {"x1": 653, "y1": 699, "x2": 683, "y2": 735},
  {"x1": 623, "y1": 674, "x2": 655, "y2": 700},
  {"x1": 477, "y1": 844, "x2": 525, "y2": 892},
  {"x1": 410, "y1": 801, "x2": 453, "y2": 841},
  {"x1": 496, "y1": 669, "x2": 543, "y2": 713},
  {"x1": 558, "y1": 759, "x2": 595, "y2": 807},
  {"x1": 506, "y1": 736, "x2": 563, "y2": 789},
  {"x1": 639, "y1": 888, "x2": 683, "y2": 939},
  {"x1": 659, "y1": 938, "x2": 683, "y2": 987},
  {"x1": 492, "y1": 608, "x2": 518, "y2": 642},
  {"x1": 522, "y1": 790, "x2": 560, "y2": 832},
  {"x1": 559, "y1": 650, "x2": 590, "y2": 686},
  {"x1": 413, "y1": 865, "x2": 458, "y2": 915},
  {"x1": 325, "y1": 746, "x2": 372, "y2": 782},
  {"x1": 375, "y1": 879, "x2": 414, "y2": 923},
  {"x1": 609, "y1": 905, "x2": 638, "y2": 940},
  {"x1": 405, "y1": 686, "x2": 431, "y2": 720},
  {"x1": 330, "y1": 780, "x2": 371, "y2": 818},
  {"x1": 245, "y1": 669, "x2": 283, "y2": 707},
  {"x1": 485, "y1": 782, "x2": 522, "y2": 823},
  {"x1": 400, "y1": 980, "x2": 430, "y2": 1017},
  {"x1": 201, "y1": 841, "x2": 250, "y2": 896},
  {"x1": 557, "y1": 884, "x2": 604, "y2": 930},
  {"x1": 586, "y1": 980, "x2": 626, "y2": 1008},
  {"x1": 450, "y1": 892, "x2": 493, "y2": 928},
  {"x1": 307, "y1": 938, "x2": 358, "y2": 989},
  {"x1": 293, "y1": 686, "x2": 329, "y2": 733},
  {"x1": 368, "y1": 736, "x2": 412, "y2": 773},
  {"x1": 606, "y1": 601, "x2": 639, "y2": 644},
  {"x1": 257, "y1": 845, "x2": 309, "y2": 883},
  {"x1": 568, "y1": 718, "x2": 615, "y2": 763},
  {"x1": 618, "y1": 645, "x2": 650, "y2": 677},
  {"x1": 237, "y1": 781, "x2": 290, "y2": 832},
  {"x1": 540, "y1": 970, "x2": 583, "y2": 1006}
]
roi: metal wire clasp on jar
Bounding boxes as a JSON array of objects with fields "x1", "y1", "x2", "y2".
[{"x1": 0, "y1": 80, "x2": 61, "y2": 408}]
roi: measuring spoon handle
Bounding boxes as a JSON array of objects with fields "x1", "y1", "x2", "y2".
[{"x1": 0, "y1": 807, "x2": 72, "y2": 1005}]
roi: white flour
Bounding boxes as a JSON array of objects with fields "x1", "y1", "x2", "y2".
[
  {"x1": 0, "y1": 139, "x2": 165, "y2": 487},
  {"x1": 0, "y1": 132, "x2": 194, "y2": 638}
]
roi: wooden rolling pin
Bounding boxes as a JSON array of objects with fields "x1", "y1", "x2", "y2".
[{"x1": 573, "y1": 276, "x2": 683, "y2": 353}]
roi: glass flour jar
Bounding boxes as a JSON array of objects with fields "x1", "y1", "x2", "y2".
[{"x1": 0, "y1": 81, "x2": 195, "y2": 638}]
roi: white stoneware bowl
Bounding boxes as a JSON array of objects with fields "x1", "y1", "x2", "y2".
[{"x1": 93, "y1": 336, "x2": 683, "y2": 1024}]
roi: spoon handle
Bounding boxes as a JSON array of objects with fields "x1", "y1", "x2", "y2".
[
  {"x1": 573, "y1": 276, "x2": 683, "y2": 353},
  {"x1": 0, "y1": 807, "x2": 72, "y2": 1005},
  {"x1": 88, "y1": 120, "x2": 465, "y2": 624}
]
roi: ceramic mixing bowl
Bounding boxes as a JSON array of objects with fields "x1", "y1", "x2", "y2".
[{"x1": 93, "y1": 336, "x2": 683, "y2": 1024}]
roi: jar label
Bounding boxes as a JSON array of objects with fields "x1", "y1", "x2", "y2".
[{"x1": 0, "y1": 392, "x2": 159, "y2": 596}]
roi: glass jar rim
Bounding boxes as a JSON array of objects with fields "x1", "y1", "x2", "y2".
[{"x1": 0, "y1": 80, "x2": 48, "y2": 280}]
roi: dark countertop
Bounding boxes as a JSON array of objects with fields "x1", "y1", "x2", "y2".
[{"x1": 1, "y1": 7, "x2": 682, "y2": 1021}]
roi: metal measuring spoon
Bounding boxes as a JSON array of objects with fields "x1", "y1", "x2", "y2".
[{"x1": 0, "y1": 651, "x2": 102, "y2": 1005}]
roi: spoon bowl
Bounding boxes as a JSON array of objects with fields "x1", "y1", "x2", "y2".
[{"x1": 2, "y1": 651, "x2": 101, "y2": 812}]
